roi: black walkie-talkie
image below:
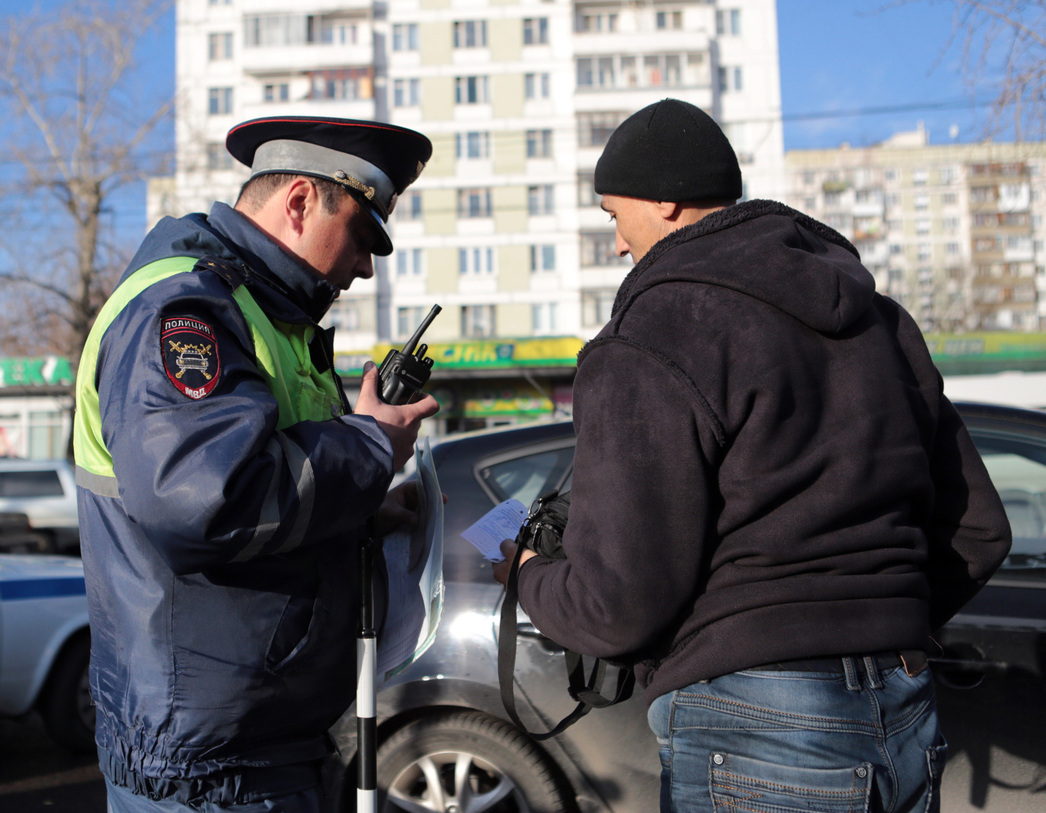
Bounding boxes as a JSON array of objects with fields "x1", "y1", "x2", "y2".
[{"x1": 378, "y1": 305, "x2": 441, "y2": 405}]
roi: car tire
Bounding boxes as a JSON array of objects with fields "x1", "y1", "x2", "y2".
[
  {"x1": 38, "y1": 632, "x2": 95, "y2": 753},
  {"x1": 376, "y1": 710, "x2": 576, "y2": 813}
]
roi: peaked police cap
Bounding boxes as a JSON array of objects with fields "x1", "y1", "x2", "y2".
[{"x1": 226, "y1": 116, "x2": 433, "y2": 256}]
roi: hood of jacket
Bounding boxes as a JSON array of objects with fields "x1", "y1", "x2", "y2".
[
  {"x1": 122, "y1": 202, "x2": 339, "y2": 325},
  {"x1": 612, "y1": 199, "x2": 875, "y2": 335}
]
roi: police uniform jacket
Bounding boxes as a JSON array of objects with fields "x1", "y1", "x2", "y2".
[
  {"x1": 515, "y1": 199, "x2": 1012, "y2": 704},
  {"x1": 74, "y1": 202, "x2": 393, "y2": 795}
]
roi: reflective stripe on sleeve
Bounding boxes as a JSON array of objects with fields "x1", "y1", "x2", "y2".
[
  {"x1": 231, "y1": 434, "x2": 316, "y2": 562},
  {"x1": 75, "y1": 465, "x2": 121, "y2": 498}
]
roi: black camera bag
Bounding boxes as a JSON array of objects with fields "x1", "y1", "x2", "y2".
[{"x1": 497, "y1": 490, "x2": 636, "y2": 740}]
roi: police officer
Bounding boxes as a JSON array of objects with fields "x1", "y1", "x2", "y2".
[{"x1": 74, "y1": 117, "x2": 438, "y2": 812}]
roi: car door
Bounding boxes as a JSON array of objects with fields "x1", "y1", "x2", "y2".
[{"x1": 479, "y1": 443, "x2": 662, "y2": 812}]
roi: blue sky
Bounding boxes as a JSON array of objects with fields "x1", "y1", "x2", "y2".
[
  {"x1": 6, "y1": 0, "x2": 985, "y2": 153},
  {"x1": 1, "y1": 0, "x2": 993, "y2": 240},
  {"x1": 778, "y1": 0, "x2": 983, "y2": 149}
]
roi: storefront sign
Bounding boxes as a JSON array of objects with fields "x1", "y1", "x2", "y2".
[
  {"x1": 336, "y1": 337, "x2": 583, "y2": 376},
  {"x1": 0, "y1": 356, "x2": 76, "y2": 388},
  {"x1": 927, "y1": 333, "x2": 1046, "y2": 374}
]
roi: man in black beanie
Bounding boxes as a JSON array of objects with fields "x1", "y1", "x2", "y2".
[{"x1": 494, "y1": 99, "x2": 1010, "y2": 812}]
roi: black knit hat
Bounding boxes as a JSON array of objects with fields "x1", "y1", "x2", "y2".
[
  {"x1": 226, "y1": 116, "x2": 432, "y2": 256},
  {"x1": 594, "y1": 99, "x2": 742, "y2": 202}
]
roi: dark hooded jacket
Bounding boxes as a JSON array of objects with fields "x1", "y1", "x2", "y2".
[{"x1": 515, "y1": 200, "x2": 1011, "y2": 704}]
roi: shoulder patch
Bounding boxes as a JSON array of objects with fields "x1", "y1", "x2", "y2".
[{"x1": 161, "y1": 317, "x2": 221, "y2": 400}]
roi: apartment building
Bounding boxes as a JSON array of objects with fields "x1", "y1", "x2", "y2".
[
  {"x1": 784, "y1": 125, "x2": 1046, "y2": 333},
  {"x1": 152, "y1": 0, "x2": 783, "y2": 429}
]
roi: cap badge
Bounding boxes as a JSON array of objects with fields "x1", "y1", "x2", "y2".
[{"x1": 333, "y1": 169, "x2": 375, "y2": 201}]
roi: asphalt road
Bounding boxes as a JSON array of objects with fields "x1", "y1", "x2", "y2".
[
  {"x1": 0, "y1": 714, "x2": 105, "y2": 813},
  {"x1": 1, "y1": 678, "x2": 1044, "y2": 813}
]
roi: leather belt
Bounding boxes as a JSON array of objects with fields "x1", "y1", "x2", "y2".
[{"x1": 747, "y1": 650, "x2": 928, "y2": 676}]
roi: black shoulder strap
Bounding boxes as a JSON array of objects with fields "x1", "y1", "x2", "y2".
[
  {"x1": 193, "y1": 255, "x2": 247, "y2": 289},
  {"x1": 497, "y1": 547, "x2": 635, "y2": 741}
]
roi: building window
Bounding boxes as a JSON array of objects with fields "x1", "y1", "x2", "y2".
[
  {"x1": 461, "y1": 305, "x2": 496, "y2": 338},
  {"x1": 581, "y1": 232, "x2": 626, "y2": 267},
  {"x1": 206, "y1": 142, "x2": 235, "y2": 170},
  {"x1": 398, "y1": 191, "x2": 423, "y2": 221},
  {"x1": 576, "y1": 12, "x2": 618, "y2": 33},
  {"x1": 397, "y1": 306, "x2": 427, "y2": 339},
  {"x1": 263, "y1": 83, "x2": 289, "y2": 103},
  {"x1": 530, "y1": 244, "x2": 556, "y2": 273},
  {"x1": 208, "y1": 32, "x2": 233, "y2": 60},
  {"x1": 523, "y1": 17, "x2": 549, "y2": 45},
  {"x1": 532, "y1": 303, "x2": 559, "y2": 335},
  {"x1": 459, "y1": 247, "x2": 495, "y2": 275},
  {"x1": 208, "y1": 87, "x2": 233, "y2": 115},
  {"x1": 393, "y1": 78, "x2": 420, "y2": 107},
  {"x1": 528, "y1": 185, "x2": 555, "y2": 216},
  {"x1": 392, "y1": 23, "x2": 418, "y2": 51},
  {"x1": 577, "y1": 112, "x2": 625, "y2": 148},
  {"x1": 526, "y1": 129, "x2": 552, "y2": 159},
  {"x1": 716, "y1": 8, "x2": 741, "y2": 35},
  {"x1": 309, "y1": 68, "x2": 373, "y2": 101},
  {"x1": 456, "y1": 131, "x2": 491, "y2": 160},
  {"x1": 577, "y1": 53, "x2": 701, "y2": 91},
  {"x1": 915, "y1": 194, "x2": 931, "y2": 210},
  {"x1": 577, "y1": 173, "x2": 598, "y2": 207},
  {"x1": 453, "y1": 20, "x2": 487, "y2": 48},
  {"x1": 328, "y1": 300, "x2": 360, "y2": 332},
  {"x1": 656, "y1": 10, "x2": 683, "y2": 30},
  {"x1": 458, "y1": 188, "x2": 492, "y2": 218},
  {"x1": 582, "y1": 290, "x2": 616, "y2": 327},
  {"x1": 525, "y1": 73, "x2": 550, "y2": 100},
  {"x1": 455, "y1": 75, "x2": 489, "y2": 104},
  {"x1": 396, "y1": 248, "x2": 424, "y2": 277},
  {"x1": 719, "y1": 66, "x2": 743, "y2": 92}
]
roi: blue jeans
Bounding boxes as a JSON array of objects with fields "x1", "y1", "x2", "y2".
[{"x1": 647, "y1": 657, "x2": 947, "y2": 813}]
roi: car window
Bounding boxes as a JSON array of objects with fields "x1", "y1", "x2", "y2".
[
  {"x1": 479, "y1": 447, "x2": 573, "y2": 508},
  {"x1": 970, "y1": 430, "x2": 1046, "y2": 577},
  {"x1": 0, "y1": 470, "x2": 64, "y2": 498}
]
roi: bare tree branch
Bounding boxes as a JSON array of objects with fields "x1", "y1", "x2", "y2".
[
  {"x1": 0, "y1": 0, "x2": 173, "y2": 361},
  {"x1": 895, "y1": 1, "x2": 1046, "y2": 140}
]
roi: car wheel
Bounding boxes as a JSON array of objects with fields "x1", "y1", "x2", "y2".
[
  {"x1": 38, "y1": 632, "x2": 95, "y2": 753},
  {"x1": 376, "y1": 710, "x2": 576, "y2": 813}
]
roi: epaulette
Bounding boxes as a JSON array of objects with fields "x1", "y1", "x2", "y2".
[{"x1": 194, "y1": 255, "x2": 247, "y2": 290}]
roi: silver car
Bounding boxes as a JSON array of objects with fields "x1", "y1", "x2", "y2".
[
  {"x1": 0, "y1": 459, "x2": 79, "y2": 554},
  {"x1": 327, "y1": 402, "x2": 1046, "y2": 812}
]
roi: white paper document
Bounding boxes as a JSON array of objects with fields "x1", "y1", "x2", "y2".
[
  {"x1": 378, "y1": 437, "x2": 444, "y2": 681},
  {"x1": 461, "y1": 499, "x2": 528, "y2": 561}
]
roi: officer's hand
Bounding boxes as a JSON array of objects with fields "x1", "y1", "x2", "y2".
[
  {"x1": 355, "y1": 361, "x2": 439, "y2": 471},
  {"x1": 375, "y1": 482, "x2": 448, "y2": 537},
  {"x1": 375, "y1": 482, "x2": 421, "y2": 536}
]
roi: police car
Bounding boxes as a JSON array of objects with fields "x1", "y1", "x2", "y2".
[{"x1": 0, "y1": 554, "x2": 93, "y2": 752}]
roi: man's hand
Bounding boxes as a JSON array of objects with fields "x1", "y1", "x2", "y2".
[
  {"x1": 355, "y1": 361, "x2": 439, "y2": 470},
  {"x1": 375, "y1": 481, "x2": 448, "y2": 537},
  {"x1": 375, "y1": 481, "x2": 422, "y2": 537},
  {"x1": 492, "y1": 539, "x2": 537, "y2": 587}
]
